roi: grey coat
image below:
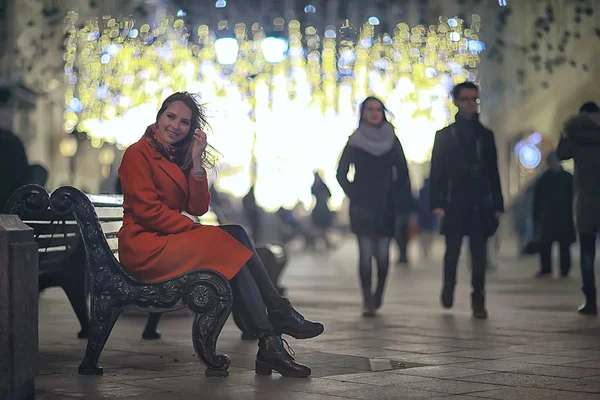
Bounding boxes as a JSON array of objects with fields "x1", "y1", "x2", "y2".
[{"x1": 555, "y1": 112, "x2": 600, "y2": 234}]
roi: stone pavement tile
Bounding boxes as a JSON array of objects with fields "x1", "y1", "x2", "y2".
[
  {"x1": 472, "y1": 387, "x2": 600, "y2": 400},
  {"x1": 553, "y1": 349, "x2": 600, "y2": 359},
  {"x1": 391, "y1": 366, "x2": 494, "y2": 379},
  {"x1": 33, "y1": 391, "x2": 82, "y2": 400},
  {"x1": 383, "y1": 344, "x2": 467, "y2": 354},
  {"x1": 426, "y1": 396, "x2": 483, "y2": 400},
  {"x1": 455, "y1": 360, "x2": 600, "y2": 379},
  {"x1": 390, "y1": 354, "x2": 476, "y2": 366},
  {"x1": 390, "y1": 378, "x2": 502, "y2": 395},
  {"x1": 457, "y1": 371, "x2": 600, "y2": 393},
  {"x1": 326, "y1": 385, "x2": 459, "y2": 399},
  {"x1": 499, "y1": 354, "x2": 591, "y2": 365},
  {"x1": 564, "y1": 360, "x2": 600, "y2": 369},
  {"x1": 323, "y1": 370, "x2": 431, "y2": 386},
  {"x1": 434, "y1": 339, "x2": 513, "y2": 350},
  {"x1": 328, "y1": 347, "x2": 417, "y2": 359},
  {"x1": 36, "y1": 376, "x2": 167, "y2": 398},
  {"x1": 439, "y1": 349, "x2": 525, "y2": 360}
]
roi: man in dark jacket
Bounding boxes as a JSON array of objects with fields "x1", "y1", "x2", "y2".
[
  {"x1": 532, "y1": 152, "x2": 575, "y2": 278},
  {"x1": 556, "y1": 101, "x2": 600, "y2": 315},
  {"x1": 429, "y1": 82, "x2": 504, "y2": 319}
]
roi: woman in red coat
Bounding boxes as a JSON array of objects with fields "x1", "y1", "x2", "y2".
[{"x1": 118, "y1": 92, "x2": 323, "y2": 377}]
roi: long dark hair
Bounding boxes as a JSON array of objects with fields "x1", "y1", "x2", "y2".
[
  {"x1": 155, "y1": 92, "x2": 218, "y2": 170},
  {"x1": 358, "y1": 96, "x2": 392, "y2": 126}
]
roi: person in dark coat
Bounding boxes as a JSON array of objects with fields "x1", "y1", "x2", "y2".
[
  {"x1": 532, "y1": 152, "x2": 575, "y2": 278},
  {"x1": 336, "y1": 96, "x2": 412, "y2": 317},
  {"x1": 429, "y1": 82, "x2": 504, "y2": 319},
  {"x1": 0, "y1": 127, "x2": 32, "y2": 212},
  {"x1": 310, "y1": 171, "x2": 334, "y2": 249},
  {"x1": 556, "y1": 101, "x2": 600, "y2": 315}
]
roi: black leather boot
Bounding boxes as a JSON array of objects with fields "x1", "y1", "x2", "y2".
[
  {"x1": 374, "y1": 281, "x2": 386, "y2": 310},
  {"x1": 362, "y1": 286, "x2": 376, "y2": 317},
  {"x1": 578, "y1": 288, "x2": 598, "y2": 316},
  {"x1": 471, "y1": 291, "x2": 488, "y2": 319},
  {"x1": 440, "y1": 283, "x2": 455, "y2": 309},
  {"x1": 255, "y1": 334, "x2": 311, "y2": 377},
  {"x1": 268, "y1": 300, "x2": 324, "y2": 339}
]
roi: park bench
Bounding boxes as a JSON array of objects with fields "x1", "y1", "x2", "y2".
[
  {"x1": 7, "y1": 184, "x2": 290, "y2": 376},
  {"x1": 7, "y1": 184, "x2": 235, "y2": 377}
]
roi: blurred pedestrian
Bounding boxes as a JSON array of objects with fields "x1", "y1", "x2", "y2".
[
  {"x1": 337, "y1": 96, "x2": 412, "y2": 317},
  {"x1": 556, "y1": 101, "x2": 600, "y2": 315}
]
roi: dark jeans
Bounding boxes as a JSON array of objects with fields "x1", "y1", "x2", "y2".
[
  {"x1": 219, "y1": 225, "x2": 283, "y2": 334},
  {"x1": 443, "y1": 212, "x2": 487, "y2": 305},
  {"x1": 357, "y1": 235, "x2": 391, "y2": 290},
  {"x1": 539, "y1": 241, "x2": 571, "y2": 276},
  {"x1": 579, "y1": 231, "x2": 597, "y2": 294}
]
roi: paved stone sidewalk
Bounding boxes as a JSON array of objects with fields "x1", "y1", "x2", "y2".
[{"x1": 36, "y1": 238, "x2": 600, "y2": 399}]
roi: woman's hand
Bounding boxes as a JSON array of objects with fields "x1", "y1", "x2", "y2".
[{"x1": 192, "y1": 129, "x2": 207, "y2": 169}]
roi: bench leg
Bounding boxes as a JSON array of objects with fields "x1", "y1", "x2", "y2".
[
  {"x1": 78, "y1": 302, "x2": 122, "y2": 376},
  {"x1": 184, "y1": 280, "x2": 233, "y2": 377}
]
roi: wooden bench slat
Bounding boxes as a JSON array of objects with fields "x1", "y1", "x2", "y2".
[
  {"x1": 107, "y1": 238, "x2": 118, "y2": 251},
  {"x1": 100, "y1": 221, "x2": 122, "y2": 235},
  {"x1": 25, "y1": 221, "x2": 80, "y2": 234},
  {"x1": 88, "y1": 194, "x2": 123, "y2": 206},
  {"x1": 95, "y1": 207, "x2": 123, "y2": 221},
  {"x1": 36, "y1": 234, "x2": 80, "y2": 249}
]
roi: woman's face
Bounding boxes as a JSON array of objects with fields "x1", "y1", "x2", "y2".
[
  {"x1": 362, "y1": 99, "x2": 384, "y2": 126},
  {"x1": 156, "y1": 101, "x2": 193, "y2": 145}
]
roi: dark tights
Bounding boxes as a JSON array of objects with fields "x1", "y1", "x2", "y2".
[
  {"x1": 219, "y1": 225, "x2": 283, "y2": 334},
  {"x1": 356, "y1": 235, "x2": 391, "y2": 290}
]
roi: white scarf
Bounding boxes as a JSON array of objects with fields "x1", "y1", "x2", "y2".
[{"x1": 348, "y1": 121, "x2": 396, "y2": 156}]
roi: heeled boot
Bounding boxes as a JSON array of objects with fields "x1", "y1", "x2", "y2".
[
  {"x1": 578, "y1": 288, "x2": 598, "y2": 316},
  {"x1": 471, "y1": 291, "x2": 488, "y2": 319},
  {"x1": 268, "y1": 299, "x2": 324, "y2": 339},
  {"x1": 374, "y1": 280, "x2": 386, "y2": 310},
  {"x1": 362, "y1": 286, "x2": 376, "y2": 317},
  {"x1": 255, "y1": 334, "x2": 311, "y2": 377}
]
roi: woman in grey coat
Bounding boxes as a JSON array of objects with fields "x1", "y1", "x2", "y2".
[{"x1": 556, "y1": 101, "x2": 600, "y2": 315}]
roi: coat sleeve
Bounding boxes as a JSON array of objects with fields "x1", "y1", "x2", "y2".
[
  {"x1": 555, "y1": 136, "x2": 574, "y2": 161},
  {"x1": 429, "y1": 130, "x2": 446, "y2": 210},
  {"x1": 488, "y1": 131, "x2": 505, "y2": 213},
  {"x1": 336, "y1": 145, "x2": 355, "y2": 198},
  {"x1": 186, "y1": 170, "x2": 211, "y2": 216},
  {"x1": 118, "y1": 148, "x2": 195, "y2": 234}
]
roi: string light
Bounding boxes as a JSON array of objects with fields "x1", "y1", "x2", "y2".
[{"x1": 63, "y1": 12, "x2": 483, "y2": 210}]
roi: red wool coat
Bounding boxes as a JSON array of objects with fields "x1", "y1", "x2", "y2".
[{"x1": 117, "y1": 137, "x2": 252, "y2": 282}]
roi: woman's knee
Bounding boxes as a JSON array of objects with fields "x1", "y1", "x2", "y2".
[{"x1": 220, "y1": 224, "x2": 252, "y2": 243}]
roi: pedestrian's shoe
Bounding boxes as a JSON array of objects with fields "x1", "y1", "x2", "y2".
[
  {"x1": 535, "y1": 271, "x2": 552, "y2": 278},
  {"x1": 362, "y1": 286, "x2": 376, "y2": 317},
  {"x1": 268, "y1": 299, "x2": 324, "y2": 339},
  {"x1": 577, "y1": 288, "x2": 598, "y2": 316},
  {"x1": 374, "y1": 281, "x2": 386, "y2": 310},
  {"x1": 440, "y1": 284, "x2": 455, "y2": 309},
  {"x1": 472, "y1": 305, "x2": 488, "y2": 319},
  {"x1": 471, "y1": 291, "x2": 487, "y2": 319},
  {"x1": 255, "y1": 334, "x2": 311, "y2": 378}
]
